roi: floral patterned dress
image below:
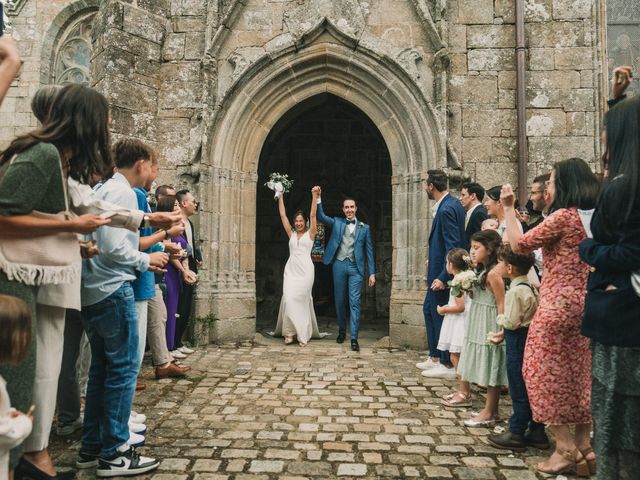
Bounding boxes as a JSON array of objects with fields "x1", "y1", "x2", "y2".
[{"x1": 517, "y1": 208, "x2": 591, "y2": 425}]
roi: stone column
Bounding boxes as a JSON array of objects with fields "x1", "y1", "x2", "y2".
[
  {"x1": 91, "y1": 1, "x2": 167, "y2": 141},
  {"x1": 389, "y1": 172, "x2": 429, "y2": 349},
  {"x1": 193, "y1": 166, "x2": 257, "y2": 343}
]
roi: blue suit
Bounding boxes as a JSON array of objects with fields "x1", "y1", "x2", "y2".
[
  {"x1": 318, "y1": 202, "x2": 375, "y2": 339},
  {"x1": 424, "y1": 193, "x2": 465, "y2": 365}
]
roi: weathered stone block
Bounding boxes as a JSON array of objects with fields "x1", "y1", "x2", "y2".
[
  {"x1": 172, "y1": 16, "x2": 207, "y2": 33},
  {"x1": 495, "y1": 0, "x2": 515, "y2": 23},
  {"x1": 525, "y1": 0, "x2": 553, "y2": 22},
  {"x1": 164, "y1": 33, "x2": 186, "y2": 60},
  {"x1": 528, "y1": 136, "x2": 596, "y2": 165},
  {"x1": 458, "y1": 0, "x2": 494, "y2": 25},
  {"x1": 566, "y1": 111, "x2": 586, "y2": 135},
  {"x1": 123, "y1": 4, "x2": 165, "y2": 44},
  {"x1": 462, "y1": 108, "x2": 516, "y2": 137},
  {"x1": 448, "y1": 24, "x2": 467, "y2": 54},
  {"x1": 106, "y1": 29, "x2": 162, "y2": 60},
  {"x1": 390, "y1": 324, "x2": 426, "y2": 350},
  {"x1": 185, "y1": 32, "x2": 206, "y2": 60},
  {"x1": 467, "y1": 25, "x2": 515, "y2": 49},
  {"x1": 554, "y1": 47, "x2": 594, "y2": 70},
  {"x1": 159, "y1": 81, "x2": 201, "y2": 109},
  {"x1": 528, "y1": 48, "x2": 555, "y2": 70},
  {"x1": 467, "y1": 49, "x2": 515, "y2": 71},
  {"x1": 526, "y1": 21, "x2": 584, "y2": 47},
  {"x1": 552, "y1": 0, "x2": 592, "y2": 20},
  {"x1": 449, "y1": 75, "x2": 498, "y2": 105},
  {"x1": 526, "y1": 110, "x2": 566, "y2": 136}
]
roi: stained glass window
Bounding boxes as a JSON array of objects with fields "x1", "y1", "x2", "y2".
[{"x1": 54, "y1": 13, "x2": 96, "y2": 86}]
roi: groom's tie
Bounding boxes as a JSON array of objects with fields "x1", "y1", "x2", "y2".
[{"x1": 347, "y1": 220, "x2": 356, "y2": 225}]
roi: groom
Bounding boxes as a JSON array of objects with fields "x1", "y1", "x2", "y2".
[{"x1": 314, "y1": 186, "x2": 375, "y2": 352}]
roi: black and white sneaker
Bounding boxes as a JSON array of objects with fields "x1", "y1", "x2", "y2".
[
  {"x1": 96, "y1": 447, "x2": 159, "y2": 477},
  {"x1": 76, "y1": 450, "x2": 100, "y2": 469}
]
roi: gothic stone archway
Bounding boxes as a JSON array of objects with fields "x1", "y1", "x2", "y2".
[
  {"x1": 255, "y1": 93, "x2": 392, "y2": 338},
  {"x1": 198, "y1": 32, "x2": 445, "y2": 349}
]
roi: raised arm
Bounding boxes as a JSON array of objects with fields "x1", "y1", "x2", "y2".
[
  {"x1": 500, "y1": 184, "x2": 524, "y2": 252},
  {"x1": 278, "y1": 194, "x2": 292, "y2": 237},
  {"x1": 315, "y1": 186, "x2": 335, "y2": 227},
  {"x1": 308, "y1": 188, "x2": 318, "y2": 240}
]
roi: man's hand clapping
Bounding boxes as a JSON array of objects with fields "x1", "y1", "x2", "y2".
[
  {"x1": 500, "y1": 184, "x2": 516, "y2": 209},
  {"x1": 611, "y1": 66, "x2": 633, "y2": 100}
]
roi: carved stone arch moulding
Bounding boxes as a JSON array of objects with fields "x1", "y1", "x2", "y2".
[
  {"x1": 39, "y1": 1, "x2": 99, "y2": 86},
  {"x1": 198, "y1": 28, "x2": 444, "y2": 346}
]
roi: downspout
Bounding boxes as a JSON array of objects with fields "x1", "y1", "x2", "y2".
[{"x1": 515, "y1": 0, "x2": 528, "y2": 207}]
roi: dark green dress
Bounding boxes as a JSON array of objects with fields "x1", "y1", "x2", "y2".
[{"x1": 0, "y1": 142, "x2": 65, "y2": 468}]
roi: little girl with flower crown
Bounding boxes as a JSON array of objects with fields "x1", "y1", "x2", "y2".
[{"x1": 432, "y1": 249, "x2": 475, "y2": 407}]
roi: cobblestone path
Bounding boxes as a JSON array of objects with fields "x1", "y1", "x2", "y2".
[{"x1": 53, "y1": 339, "x2": 579, "y2": 479}]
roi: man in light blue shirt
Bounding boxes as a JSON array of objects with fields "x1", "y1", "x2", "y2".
[{"x1": 79, "y1": 139, "x2": 168, "y2": 477}]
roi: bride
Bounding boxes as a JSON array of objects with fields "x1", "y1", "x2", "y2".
[{"x1": 273, "y1": 188, "x2": 321, "y2": 346}]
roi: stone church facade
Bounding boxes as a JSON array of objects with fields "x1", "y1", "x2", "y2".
[{"x1": 2, "y1": 0, "x2": 610, "y2": 348}]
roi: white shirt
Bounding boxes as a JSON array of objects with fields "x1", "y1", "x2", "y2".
[
  {"x1": 465, "y1": 202, "x2": 481, "y2": 229},
  {"x1": 346, "y1": 218, "x2": 357, "y2": 234},
  {"x1": 432, "y1": 192, "x2": 449, "y2": 217}
]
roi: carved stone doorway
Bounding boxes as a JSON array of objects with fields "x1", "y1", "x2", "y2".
[{"x1": 255, "y1": 94, "x2": 392, "y2": 338}]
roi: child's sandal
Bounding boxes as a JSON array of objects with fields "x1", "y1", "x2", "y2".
[{"x1": 441, "y1": 391, "x2": 472, "y2": 407}]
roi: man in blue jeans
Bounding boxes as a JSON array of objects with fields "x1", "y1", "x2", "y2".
[{"x1": 79, "y1": 139, "x2": 168, "y2": 477}]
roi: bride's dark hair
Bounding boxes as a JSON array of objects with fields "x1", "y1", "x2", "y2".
[{"x1": 292, "y1": 210, "x2": 308, "y2": 227}]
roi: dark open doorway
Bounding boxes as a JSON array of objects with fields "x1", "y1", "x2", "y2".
[{"x1": 255, "y1": 93, "x2": 392, "y2": 339}]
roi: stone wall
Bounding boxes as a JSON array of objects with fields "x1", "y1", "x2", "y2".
[
  {"x1": 2, "y1": 0, "x2": 606, "y2": 349},
  {"x1": 447, "y1": 0, "x2": 604, "y2": 187}
]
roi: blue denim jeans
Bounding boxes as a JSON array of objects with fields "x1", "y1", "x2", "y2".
[
  {"x1": 505, "y1": 327, "x2": 543, "y2": 435},
  {"x1": 81, "y1": 282, "x2": 138, "y2": 458},
  {"x1": 332, "y1": 259, "x2": 364, "y2": 340},
  {"x1": 423, "y1": 289, "x2": 451, "y2": 366}
]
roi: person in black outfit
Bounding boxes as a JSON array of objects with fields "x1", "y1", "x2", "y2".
[{"x1": 459, "y1": 182, "x2": 488, "y2": 250}]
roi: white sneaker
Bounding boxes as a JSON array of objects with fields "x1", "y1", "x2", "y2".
[
  {"x1": 178, "y1": 346, "x2": 194, "y2": 354},
  {"x1": 96, "y1": 446, "x2": 159, "y2": 477},
  {"x1": 421, "y1": 364, "x2": 458, "y2": 380},
  {"x1": 171, "y1": 349, "x2": 187, "y2": 359},
  {"x1": 129, "y1": 411, "x2": 146, "y2": 424},
  {"x1": 416, "y1": 359, "x2": 439, "y2": 370},
  {"x1": 127, "y1": 430, "x2": 145, "y2": 448},
  {"x1": 128, "y1": 421, "x2": 147, "y2": 434}
]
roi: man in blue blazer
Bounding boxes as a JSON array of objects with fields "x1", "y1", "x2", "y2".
[
  {"x1": 417, "y1": 170, "x2": 465, "y2": 378},
  {"x1": 314, "y1": 186, "x2": 375, "y2": 351}
]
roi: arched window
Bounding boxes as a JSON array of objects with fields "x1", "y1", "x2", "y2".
[
  {"x1": 607, "y1": 1, "x2": 640, "y2": 96},
  {"x1": 53, "y1": 12, "x2": 96, "y2": 86}
]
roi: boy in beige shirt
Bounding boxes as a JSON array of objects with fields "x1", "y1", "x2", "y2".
[{"x1": 488, "y1": 244, "x2": 549, "y2": 452}]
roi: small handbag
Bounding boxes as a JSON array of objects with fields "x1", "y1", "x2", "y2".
[{"x1": 0, "y1": 154, "x2": 81, "y2": 286}]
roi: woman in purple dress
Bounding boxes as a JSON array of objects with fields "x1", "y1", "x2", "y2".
[{"x1": 156, "y1": 196, "x2": 195, "y2": 353}]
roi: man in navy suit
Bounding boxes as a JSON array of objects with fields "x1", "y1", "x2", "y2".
[
  {"x1": 460, "y1": 182, "x2": 489, "y2": 251},
  {"x1": 314, "y1": 186, "x2": 375, "y2": 352},
  {"x1": 417, "y1": 170, "x2": 465, "y2": 379}
]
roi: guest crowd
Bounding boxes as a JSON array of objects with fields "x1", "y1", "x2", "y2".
[
  {"x1": 0, "y1": 33, "x2": 637, "y2": 480},
  {"x1": 0, "y1": 38, "x2": 201, "y2": 479}
]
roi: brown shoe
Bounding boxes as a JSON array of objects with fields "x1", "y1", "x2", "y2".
[
  {"x1": 136, "y1": 382, "x2": 146, "y2": 391},
  {"x1": 155, "y1": 362, "x2": 190, "y2": 379}
]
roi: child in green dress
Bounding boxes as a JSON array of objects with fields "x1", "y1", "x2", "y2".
[{"x1": 457, "y1": 230, "x2": 507, "y2": 427}]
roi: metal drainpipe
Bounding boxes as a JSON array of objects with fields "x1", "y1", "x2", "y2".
[{"x1": 515, "y1": 0, "x2": 528, "y2": 207}]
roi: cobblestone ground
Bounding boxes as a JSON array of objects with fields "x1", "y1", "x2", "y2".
[{"x1": 52, "y1": 337, "x2": 582, "y2": 479}]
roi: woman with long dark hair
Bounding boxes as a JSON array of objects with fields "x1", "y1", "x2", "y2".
[
  {"x1": 580, "y1": 93, "x2": 640, "y2": 478},
  {"x1": 501, "y1": 158, "x2": 600, "y2": 476},
  {"x1": 0, "y1": 84, "x2": 112, "y2": 478}
]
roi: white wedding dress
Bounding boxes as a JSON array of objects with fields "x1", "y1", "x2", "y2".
[{"x1": 273, "y1": 231, "x2": 321, "y2": 344}]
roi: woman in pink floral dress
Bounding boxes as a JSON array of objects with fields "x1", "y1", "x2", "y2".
[{"x1": 501, "y1": 158, "x2": 601, "y2": 477}]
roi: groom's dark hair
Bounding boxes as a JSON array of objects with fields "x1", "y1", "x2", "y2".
[
  {"x1": 342, "y1": 197, "x2": 357, "y2": 207},
  {"x1": 426, "y1": 169, "x2": 448, "y2": 192}
]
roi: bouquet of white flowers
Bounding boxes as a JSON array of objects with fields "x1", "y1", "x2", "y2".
[
  {"x1": 265, "y1": 172, "x2": 294, "y2": 200},
  {"x1": 447, "y1": 270, "x2": 477, "y2": 298}
]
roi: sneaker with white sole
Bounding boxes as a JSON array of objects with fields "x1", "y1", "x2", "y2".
[
  {"x1": 170, "y1": 349, "x2": 187, "y2": 359},
  {"x1": 128, "y1": 430, "x2": 145, "y2": 448},
  {"x1": 178, "y1": 346, "x2": 194, "y2": 354},
  {"x1": 57, "y1": 416, "x2": 83, "y2": 436},
  {"x1": 421, "y1": 364, "x2": 458, "y2": 380},
  {"x1": 128, "y1": 421, "x2": 147, "y2": 435},
  {"x1": 129, "y1": 411, "x2": 146, "y2": 424},
  {"x1": 416, "y1": 359, "x2": 439, "y2": 370},
  {"x1": 96, "y1": 446, "x2": 159, "y2": 477},
  {"x1": 76, "y1": 450, "x2": 100, "y2": 469}
]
